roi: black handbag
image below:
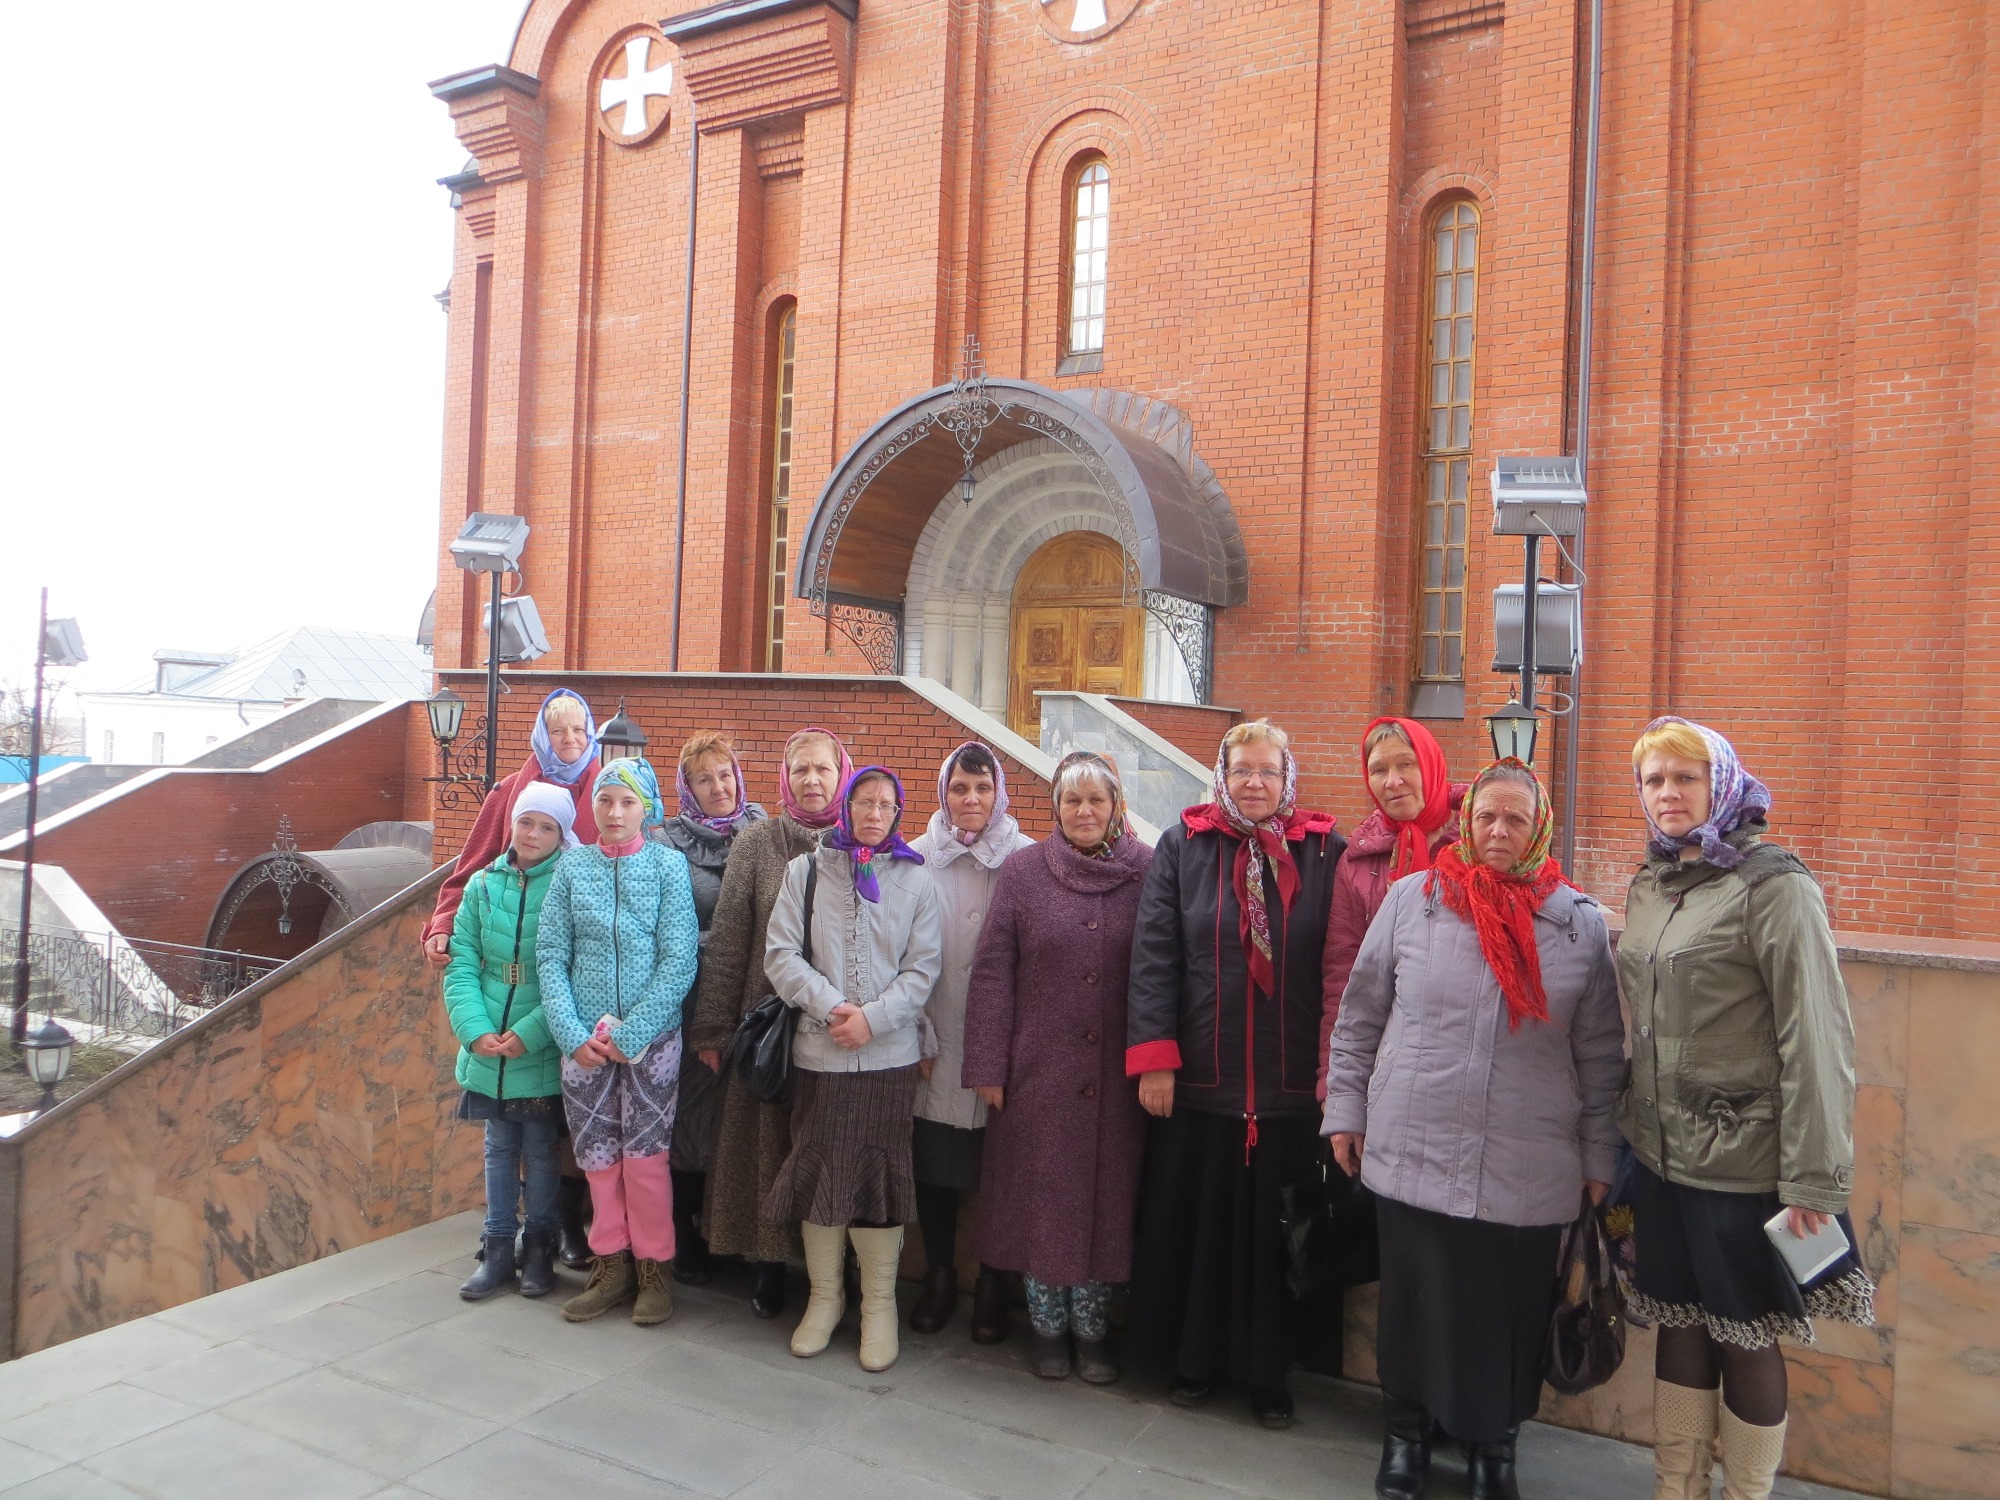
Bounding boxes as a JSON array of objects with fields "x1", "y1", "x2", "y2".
[
  {"x1": 1278, "y1": 1147, "x2": 1382, "y2": 1301},
  {"x1": 722, "y1": 859, "x2": 816, "y2": 1107},
  {"x1": 1544, "y1": 1191, "x2": 1628, "y2": 1395}
]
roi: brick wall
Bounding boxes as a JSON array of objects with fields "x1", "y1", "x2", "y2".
[{"x1": 1107, "y1": 698, "x2": 1242, "y2": 769}]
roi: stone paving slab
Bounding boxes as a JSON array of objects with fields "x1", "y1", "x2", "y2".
[{"x1": 0, "y1": 1211, "x2": 1878, "y2": 1500}]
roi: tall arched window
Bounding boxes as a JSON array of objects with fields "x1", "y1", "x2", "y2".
[
  {"x1": 1066, "y1": 157, "x2": 1109, "y2": 356},
  {"x1": 765, "y1": 301, "x2": 797, "y2": 671},
  {"x1": 1416, "y1": 200, "x2": 1478, "y2": 684}
]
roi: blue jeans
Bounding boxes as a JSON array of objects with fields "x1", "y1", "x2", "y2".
[{"x1": 483, "y1": 1115, "x2": 561, "y2": 1239}]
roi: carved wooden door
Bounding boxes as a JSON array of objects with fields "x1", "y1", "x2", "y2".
[{"x1": 1008, "y1": 531, "x2": 1144, "y2": 743}]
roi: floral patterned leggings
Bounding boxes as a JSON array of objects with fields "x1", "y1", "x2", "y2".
[{"x1": 1023, "y1": 1276, "x2": 1111, "y2": 1340}]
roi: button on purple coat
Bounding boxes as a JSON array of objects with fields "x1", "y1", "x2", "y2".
[{"x1": 962, "y1": 832, "x2": 1153, "y2": 1286}]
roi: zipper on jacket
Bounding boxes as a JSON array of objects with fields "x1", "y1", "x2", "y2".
[
  {"x1": 496, "y1": 865, "x2": 529, "y2": 1097},
  {"x1": 1240, "y1": 842, "x2": 1259, "y2": 1163},
  {"x1": 612, "y1": 857, "x2": 623, "y2": 1020}
]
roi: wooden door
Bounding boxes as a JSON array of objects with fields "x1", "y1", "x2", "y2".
[{"x1": 1008, "y1": 532, "x2": 1144, "y2": 742}]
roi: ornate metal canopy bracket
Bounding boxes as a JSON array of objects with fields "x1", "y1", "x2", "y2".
[
  {"x1": 811, "y1": 596, "x2": 903, "y2": 676},
  {"x1": 936, "y1": 336, "x2": 1008, "y2": 503},
  {"x1": 1144, "y1": 590, "x2": 1214, "y2": 705},
  {"x1": 267, "y1": 816, "x2": 309, "y2": 937}
]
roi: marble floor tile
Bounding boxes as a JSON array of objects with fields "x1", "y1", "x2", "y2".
[
  {"x1": 0, "y1": 1468, "x2": 150, "y2": 1499},
  {"x1": 436, "y1": 1284, "x2": 704, "y2": 1375},
  {"x1": 520, "y1": 1382, "x2": 784, "y2": 1495},
  {"x1": 335, "y1": 1326, "x2": 594, "y2": 1424},
  {"x1": 245, "y1": 1300, "x2": 417, "y2": 1364},
  {"x1": 0, "y1": 1319, "x2": 212, "y2": 1425},
  {"x1": 404, "y1": 1427, "x2": 702, "y2": 1500},
  {"x1": 816, "y1": 1391, "x2": 1113, "y2": 1500},
  {"x1": 0, "y1": 1382, "x2": 197, "y2": 1464},
  {"x1": 126, "y1": 1339, "x2": 312, "y2": 1409},
  {"x1": 0, "y1": 1435, "x2": 64, "y2": 1490},
  {"x1": 731, "y1": 1444, "x2": 980, "y2": 1500},
  {"x1": 82, "y1": 1409, "x2": 381, "y2": 1500},
  {"x1": 341, "y1": 1271, "x2": 476, "y2": 1327},
  {"x1": 621, "y1": 1338, "x2": 877, "y2": 1439},
  {"x1": 890, "y1": 1346, "x2": 1164, "y2": 1459},
  {"x1": 219, "y1": 1367, "x2": 495, "y2": 1480}
]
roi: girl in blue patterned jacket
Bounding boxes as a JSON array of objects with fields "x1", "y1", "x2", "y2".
[{"x1": 537, "y1": 757, "x2": 700, "y2": 1326}]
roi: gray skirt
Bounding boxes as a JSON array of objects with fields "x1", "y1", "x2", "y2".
[{"x1": 763, "y1": 1064, "x2": 920, "y2": 1228}]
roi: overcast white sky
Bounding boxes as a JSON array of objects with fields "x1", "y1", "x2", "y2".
[{"x1": 0, "y1": 0, "x2": 527, "y2": 698}]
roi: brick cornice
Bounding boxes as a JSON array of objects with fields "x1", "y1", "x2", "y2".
[
  {"x1": 660, "y1": 0, "x2": 855, "y2": 133},
  {"x1": 429, "y1": 64, "x2": 546, "y2": 185}
]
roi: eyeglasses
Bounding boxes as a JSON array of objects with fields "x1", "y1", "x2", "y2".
[
  {"x1": 850, "y1": 798, "x2": 900, "y2": 815},
  {"x1": 1226, "y1": 768, "x2": 1283, "y2": 785}
]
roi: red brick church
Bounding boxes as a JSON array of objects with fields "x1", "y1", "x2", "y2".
[{"x1": 426, "y1": 0, "x2": 1997, "y2": 939}]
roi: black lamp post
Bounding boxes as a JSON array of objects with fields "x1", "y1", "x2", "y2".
[
  {"x1": 426, "y1": 686, "x2": 466, "y2": 746},
  {"x1": 11, "y1": 591, "x2": 85, "y2": 1048},
  {"x1": 598, "y1": 699, "x2": 648, "y2": 764},
  {"x1": 448, "y1": 514, "x2": 531, "y2": 793},
  {"x1": 1486, "y1": 697, "x2": 1540, "y2": 766},
  {"x1": 20, "y1": 1016, "x2": 73, "y2": 1115}
]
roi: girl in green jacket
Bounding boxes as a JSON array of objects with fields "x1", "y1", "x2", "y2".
[{"x1": 443, "y1": 782, "x2": 578, "y2": 1301}]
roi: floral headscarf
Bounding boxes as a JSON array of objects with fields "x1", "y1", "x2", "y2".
[
  {"x1": 778, "y1": 727, "x2": 853, "y2": 831},
  {"x1": 1636, "y1": 715, "x2": 1773, "y2": 870},
  {"x1": 1211, "y1": 734, "x2": 1301, "y2": 997},
  {"x1": 530, "y1": 689, "x2": 599, "y2": 787},
  {"x1": 938, "y1": 741, "x2": 1011, "y2": 847},
  {"x1": 593, "y1": 756, "x2": 666, "y2": 831},
  {"x1": 825, "y1": 767, "x2": 925, "y2": 901},
  {"x1": 676, "y1": 744, "x2": 753, "y2": 836}
]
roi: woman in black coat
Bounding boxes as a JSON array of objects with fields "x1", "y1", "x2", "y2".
[{"x1": 1125, "y1": 720, "x2": 1343, "y2": 1429}]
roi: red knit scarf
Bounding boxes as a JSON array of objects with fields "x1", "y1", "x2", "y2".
[{"x1": 1425, "y1": 841, "x2": 1572, "y2": 1029}]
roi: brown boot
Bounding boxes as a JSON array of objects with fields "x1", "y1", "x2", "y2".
[
  {"x1": 632, "y1": 1257, "x2": 675, "y2": 1325},
  {"x1": 562, "y1": 1250, "x2": 635, "y2": 1322}
]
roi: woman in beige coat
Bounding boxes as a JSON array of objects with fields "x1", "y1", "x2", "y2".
[{"x1": 906, "y1": 742, "x2": 1033, "y2": 1339}]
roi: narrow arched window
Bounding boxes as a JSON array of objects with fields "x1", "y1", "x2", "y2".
[
  {"x1": 1416, "y1": 200, "x2": 1478, "y2": 684},
  {"x1": 1066, "y1": 157, "x2": 1109, "y2": 356},
  {"x1": 765, "y1": 301, "x2": 797, "y2": 671}
]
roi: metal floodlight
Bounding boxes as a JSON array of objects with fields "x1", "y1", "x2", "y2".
[
  {"x1": 1486, "y1": 699, "x2": 1540, "y2": 765},
  {"x1": 43, "y1": 618, "x2": 86, "y2": 668},
  {"x1": 487, "y1": 595, "x2": 550, "y2": 664},
  {"x1": 449, "y1": 512, "x2": 531, "y2": 574},
  {"x1": 1492, "y1": 581, "x2": 1583, "y2": 676},
  {"x1": 426, "y1": 686, "x2": 466, "y2": 745},
  {"x1": 1491, "y1": 456, "x2": 1587, "y2": 538}
]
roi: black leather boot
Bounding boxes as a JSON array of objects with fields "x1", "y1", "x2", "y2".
[
  {"x1": 1466, "y1": 1428, "x2": 1520, "y2": 1500},
  {"x1": 1376, "y1": 1395, "x2": 1432, "y2": 1500},
  {"x1": 555, "y1": 1176, "x2": 592, "y2": 1269},
  {"x1": 671, "y1": 1170, "x2": 712, "y2": 1286},
  {"x1": 517, "y1": 1230, "x2": 558, "y2": 1298},
  {"x1": 909, "y1": 1265, "x2": 957, "y2": 1334},
  {"x1": 459, "y1": 1234, "x2": 518, "y2": 1301},
  {"x1": 751, "y1": 1259, "x2": 788, "y2": 1319},
  {"x1": 969, "y1": 1269, "x2": 1011, "y2": 1344}
]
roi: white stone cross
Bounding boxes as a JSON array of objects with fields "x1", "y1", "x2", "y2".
[
  {"x1": 1047, "y1": 0, "x2": 1110, "y2": 30},
  {"x1": 600, "y1": 36, "x2": 674, "y2": 137}
]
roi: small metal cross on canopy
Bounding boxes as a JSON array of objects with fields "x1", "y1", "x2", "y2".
[
  {"x1": 939, "y1": 335, "x2": 1002, "y2": 505},
  {"x1": 600, "y1": 36, "x2": 675, "y2": 139}
]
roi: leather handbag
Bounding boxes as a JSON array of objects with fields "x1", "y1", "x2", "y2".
[
  {"x1": 1278, "y1": 1146, "x2": 1382, "y2": 1301},
  {"x1": 722, "y1": 859, "x2": 816, "y2": 1107},
  {"x1": 1544, "y1": 1191, "x2": 1628, "y2": 1395}
]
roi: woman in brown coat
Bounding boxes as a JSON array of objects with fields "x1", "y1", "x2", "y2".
[
  {"x1": 962, "y1": 751, "x2": 1152, "y2": 1384},
  {"x1": 688, "y1": 727, "x2": 852, "y2": 1317}
]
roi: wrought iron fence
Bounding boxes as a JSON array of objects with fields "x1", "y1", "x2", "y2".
[{"x1": 1, "y1": 926, "x2": 281, "y2": 1037}]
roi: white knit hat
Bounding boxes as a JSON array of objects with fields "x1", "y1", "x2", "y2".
[{"x1": 511, "y1": 781, "x2": 580, "y2": 848}]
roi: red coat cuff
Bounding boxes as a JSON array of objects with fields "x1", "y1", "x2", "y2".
[{"x1": 1125, "y1": 1040, "x2": 1182, "y2": 1077}]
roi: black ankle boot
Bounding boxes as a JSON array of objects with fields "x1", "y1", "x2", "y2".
[
  {"x1": 518, "y1": 1230, "x2": 557, "y2": 1298},
  {"x1": 1376, "y1": 1395, "x2": 1432, "y2": 1500},
  {"x1": 1466, "y1": 1428, "x2": 1520, "y2": 1500},
  {"x1": 909, "y1": 1265, "x2": 957, "y2": 1334},
  {"x1": 555, "y1": 1176, "x2": 592, "y2": 1269},
  {"x1": 460, "y1": 1234, "x2": 518, "y2": 1301},
  {"x1": 671, "y1": 1170, "x2": 711, "y2": 1285},
  {"x1": 969, "y1": 1269, "x2": 1010, "y2": 1344},
  {"x1": 751, "y1": 1259, "x2": 788, "y2": 1319}
]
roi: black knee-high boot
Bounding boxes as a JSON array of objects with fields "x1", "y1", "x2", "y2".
[{"x1": 671, "y1": 1169, "x2": 711, "y2": 1284}]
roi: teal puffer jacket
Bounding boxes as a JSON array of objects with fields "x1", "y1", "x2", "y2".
[
  {"x1": 442, "y1": 849, "x2": 565, "y2": 1099},
  {"x1": 537, "y1": 843, "x2": 700, "y2": 1061}
]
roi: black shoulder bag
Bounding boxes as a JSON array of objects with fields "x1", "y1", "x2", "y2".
[
  {"x1": 1544, "y1": 1191, "x2": 1628, "y2": 1395},
  {"x1": 722, "y1": 858, "x2": 816, "y2": 1107}
]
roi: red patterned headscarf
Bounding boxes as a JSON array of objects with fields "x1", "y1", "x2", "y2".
[
  {"x1": 1425, "y1": 760, "x2": 1573, "y2": 1030},
  {"x1": 1360, "y1": 717, "x2": 1453, "y2": 876}
]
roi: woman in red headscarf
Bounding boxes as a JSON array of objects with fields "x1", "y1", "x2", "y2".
[{"x1": 1316, "y1": 718, "x2": 1464, "y2": 1101}]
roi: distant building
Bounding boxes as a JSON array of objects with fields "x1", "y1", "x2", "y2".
[{"x1": 78, "y1": 627, "x2": 429, "y2": 765}]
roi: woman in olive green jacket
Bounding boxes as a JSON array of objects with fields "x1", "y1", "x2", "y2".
[{"x1": 1619, "y1": 717, "x2": 1873, "y2": 1500}]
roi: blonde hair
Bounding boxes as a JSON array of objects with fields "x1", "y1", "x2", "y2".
[
  {"x1": 1220, "y1": 718, "x2": 1290, "y2": 767},
  {"x1": 679, "y1": 730, "x2": 734, "y2": 776},
  {"x1": 786, "y1": 730, "x2": 840, "y2": 771},
  {"x1": 1631, "y1": 720, "x2": 1709, "y2": 770},
  {"x1": 1364, "y1": 721, "x2": 1413, "y2": 758},
  {"x1": 542, "y1": 695, "x2": 587, "y2": 728}
]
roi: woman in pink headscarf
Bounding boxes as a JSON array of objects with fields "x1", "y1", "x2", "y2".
[{"x1": 686, "y1": 727, "x2": 852, "y2": 1319}]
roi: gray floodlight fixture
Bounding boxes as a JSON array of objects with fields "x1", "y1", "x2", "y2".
[
  {"x1": 450, "y1": 513, "x2": 531, "y2": 573},
  {"x1": 1492, "y1": 581, "x2": 1583, "y2": 676},
  {"x1": 491, "y1": 595, "x2": 551, "y2": 664},
  {"x1": 43, "y1": 618, "x2": 87, "y2": 668},
  {"x1": 1491, "y1": 456, "x2": 1587, "y2": 538}
]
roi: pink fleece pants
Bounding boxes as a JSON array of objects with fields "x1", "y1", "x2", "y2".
[{"x1": 585, "y1": 1153, "x2": 676, "y2": 1261}]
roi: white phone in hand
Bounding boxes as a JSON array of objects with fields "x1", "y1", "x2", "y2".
[{"x1": 1763, "y1": 1207, "x2": 1850, "y2": 1285}]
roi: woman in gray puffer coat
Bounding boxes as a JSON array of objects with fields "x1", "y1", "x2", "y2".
[{"x1": 1324, "y1": 760, "x2": 1623, "y2": 1500}]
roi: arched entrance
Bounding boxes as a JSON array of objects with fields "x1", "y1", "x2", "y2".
[{"x1": 1008, "y1": 532, "x2": 1143, "y2": 740}]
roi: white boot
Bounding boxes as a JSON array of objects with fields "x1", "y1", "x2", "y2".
[
  {"x1": 1653, "y1": 1379, "x2": 1719, "y2": 1500},
  {"x1": 1717, "y1": 1404, "x2": 1787, "y2": 1500},
  {"x1": 790, "y1": 1222, "x2": 848, "y2": 1358},
  {"x1": 849, "y1": 1225, "x2": 905, "y2": 1372}
]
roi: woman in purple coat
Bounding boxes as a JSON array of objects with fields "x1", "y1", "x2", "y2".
[{"x1": 962, "y1": 751, "x2": 1153, "y2": 1384}]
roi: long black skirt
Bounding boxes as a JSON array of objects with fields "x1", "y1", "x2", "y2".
[
  {"x1": 1374, "y1": 1195, "x2": 1563, "y2": 1444},
  {"x1": 1128, "y1": 1109, "x2": 1326, "y2": 1391}
]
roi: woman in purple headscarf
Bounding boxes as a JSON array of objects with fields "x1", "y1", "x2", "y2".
[
  {"x1": 763, "y1": 767, "x2": 943, "y2": 1374},
  {"x1": 1622, "y1": 716, "x2": 1872, "y2": 1500}
]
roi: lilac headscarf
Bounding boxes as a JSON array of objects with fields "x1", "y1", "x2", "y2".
[
  {"x1": 779, "y1": 727, "x2": 853, "y2": 830},
  {"x1": 1637, "y1": 715, "x2": 1773, "y2": 870},
  {"x1": 530, "y1": 689, "x2": 599, "y2": 787},
  {"x1": 938, "y1": 741, "x2": 1010, "y2": 847},
  {"x1": 825, "y1": 767, "x2": 925, "y2": 902},
  {"x1": 676, "y1": 745, "x2": 753, "y2": 836}
]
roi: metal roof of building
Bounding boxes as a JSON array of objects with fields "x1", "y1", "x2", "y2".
[{"x1": 105, "y1": 627, "x2": 429, "y2": 703}]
